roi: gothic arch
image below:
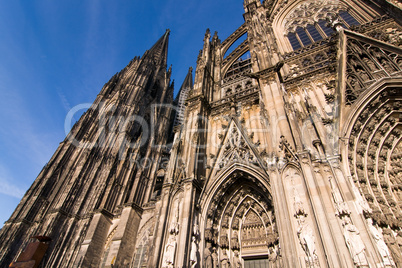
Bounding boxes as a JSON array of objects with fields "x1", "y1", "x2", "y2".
[
  {"x1": 341, "y1": 78, "x2": 402, "y2": 235},
  {"x1": 200, "y1": 165, "x2": 279, "y2": 267},
  {"x1": 204, "y1": 162, "x2": 271, "y2": 202}
]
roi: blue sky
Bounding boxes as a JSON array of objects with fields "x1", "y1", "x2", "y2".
[{"x1": 0, "y1": 1, "x2": 245, "y2": 226}]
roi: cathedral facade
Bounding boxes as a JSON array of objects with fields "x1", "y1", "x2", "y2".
[{"x1": 1, "y1": 0, "x2": 402, "y2": 267}]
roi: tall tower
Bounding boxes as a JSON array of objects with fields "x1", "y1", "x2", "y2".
[{"x1": 0, "y1": 31, "x2": 174, "y2": 268}]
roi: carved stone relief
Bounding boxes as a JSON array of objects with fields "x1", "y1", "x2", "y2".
[{"x1": 162, "y1": 195, "x2": 183, "y2": 268}]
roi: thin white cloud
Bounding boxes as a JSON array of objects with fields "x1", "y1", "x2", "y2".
[
  {"x1": 0, "y1": 164, "x2": 26, "y2": 199},
  {"x1": 0, "y1": 88, "x2": 58, "y2": 167},
  {"x1": 0, "y1": 181, "x2": 25, "y2": 199},
  {"x1": 57, "y1": 88, "x2": 72, "y2": 112}
]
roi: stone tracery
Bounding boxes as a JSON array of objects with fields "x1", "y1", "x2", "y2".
[{"x1": 284, "y1": 0, "x2": 346, "y2": 34}]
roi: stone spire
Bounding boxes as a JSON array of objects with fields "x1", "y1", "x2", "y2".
[
  {"x1": 143, "y1": 29, "x2": 170, "y2": 68},
  {"x1": 174, "y1": 67, "x2": 193, "y2": 127},
  {"x1": 0, "y1": 31, "x2": 174, "y2": 268}
]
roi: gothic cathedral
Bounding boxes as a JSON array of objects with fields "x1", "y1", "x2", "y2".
[{"x1": 1, "y1": 0, "x2": 402, "y2": 267}]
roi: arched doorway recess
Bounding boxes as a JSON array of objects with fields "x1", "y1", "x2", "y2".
[{"x1": 202, "y1": 169, "x2": 280, "y2": 268}]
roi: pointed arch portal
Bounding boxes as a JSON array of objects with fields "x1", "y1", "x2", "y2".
[{"x1": 202, "y1": 168, "x2": 279, "y2": 267}]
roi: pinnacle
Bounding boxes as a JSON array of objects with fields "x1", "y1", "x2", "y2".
[
  {"x1": 143, "y1": 30, "x2": 170, "y2": 67},
  {"x1": 180, "y1": 67, "x2": 193, "y2": 92}
]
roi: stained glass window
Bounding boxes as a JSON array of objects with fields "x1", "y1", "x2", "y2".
[
  {"x1": 288, "y1": 32, "x2": 302, "y2": 50},
  {"x1": 307, "y1": 24, "x2": 323, "y2": 42},
  {"x1": 318, "y1": 20, "x2": 334, "y2": 36},
  {"x1": 339, "y1": 10, "x2": 360, "y2": 26},
  {"x1": 296, "y1": 27, "x2": 312, "y2": 46}
]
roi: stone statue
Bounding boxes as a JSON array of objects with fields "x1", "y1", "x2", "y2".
[
  {"x1": 190, "y1": 236, "x2": 198, "y2": 268},
  {"x1": 204, "y1": 247, "x2": 213, "y2": 268},
  {"x1": 228, "y1": 127, "x2": 239, "y2": 148},
  {"x1": 221, "y1": 250, "x2": 230, "y2": 268},
  {"x1": 362, "y1": 56, "x2": 378, "y2": 71},
  {"x1": 163, "y1": 237, "x2": 176, "y2": 268},
  {"x1": 233, "y1": 251, "x2": 242, "y2": 268},
  {"x1": 383, "y1": 229, "x2": 402, "y2": 266},
  {"x1": 367, "y1": 218, "x2": 394, "y2": 266},
  {"x1": 211, "y1": 247, "x2": 219, "y2": 268},
  {"x1": 356, "y1": 68, "x2": 369, "y2": 81},
  {"x1": 169, "y1": 199, "x2": 180, "y2": 235},
  {"x1": 269, "y1": 246, "x2": 278, "y2": 262},
  {"x1": 193, "y1": 214, "x2": 200, "y2": 238},
  {"x1": 297, "y1": 216, "x2": 317, "y2": 263},
  {"x1": 343, "y1": 217, "x2": 368, "y2": 266},
  {"x1": 380, "y1": 58, "x2": 394, "y2": 74}
]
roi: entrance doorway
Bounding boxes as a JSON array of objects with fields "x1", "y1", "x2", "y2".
[{"x1": 243, "y1": 257, "x2": 269, "y2": 268}]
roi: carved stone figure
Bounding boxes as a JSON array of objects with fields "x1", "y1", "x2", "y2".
[
  {"x1": 169, "y1": 199, "x2": 180, "y2": 235},
  {"x1": 380, "y1": 58, "x2": 395, "y2": 74},
  {"x1": 233, "y1": 251, "x2": 242, "y2": 268},
  {"x1": 212, "y1": 247, "x2": 219, "y2": 268},
  {"x1": 356, "y1": 68, "x2": 370, "y2": 81},
  {"x1": 229, "y1": 127, "x2": 240, "y2": 149},
  {"x1": 204, "y1": 247, "x2": 213, "y2": 268},
  {"x1": 367, "y1": 218, "x2": 394, "y2": 266},
  {"x1": 362, "y1": 56, "x2": 378, "y2": 71},
  {"x1": 343, "y1": 217, "x2": 368, "y2": 266},
  {"x1": 221, "y1": 250, "x2": 230, "y2": 268},
  {"x1": 193, "y1": 214, "x2": 200, "y2": 238},
  {"x1": 163, "y1": 237, "x2": 176, "y2": 268},
  {"x1": 383, "y1": 229, "x2": 402, "y2": 266},
  {"x1": 297, "y1": 216, "x2": 317, "y2": 263},
  {"x1": 190, "y1": 236, "x2": 198, "y2": 268}
]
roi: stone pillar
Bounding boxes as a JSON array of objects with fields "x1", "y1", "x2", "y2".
[
  {"x1": 270, "y1": 169, "x2": 298, "y2": 267},
  {"x1": 73, "y1": 211, "x2": 112, "y2": 267},
  {"x1": 176, "y1": 179, "x2": 196, "y2": 267},
  {"x1": 104, "y1": 205, "x2": 142, "y2": 267},
  {"x1": 297, "y1": 154, "x2": 334, "y2": 267},
  {"x1": 153, "y1": 183, "x2": 172, "y2": 267}
]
